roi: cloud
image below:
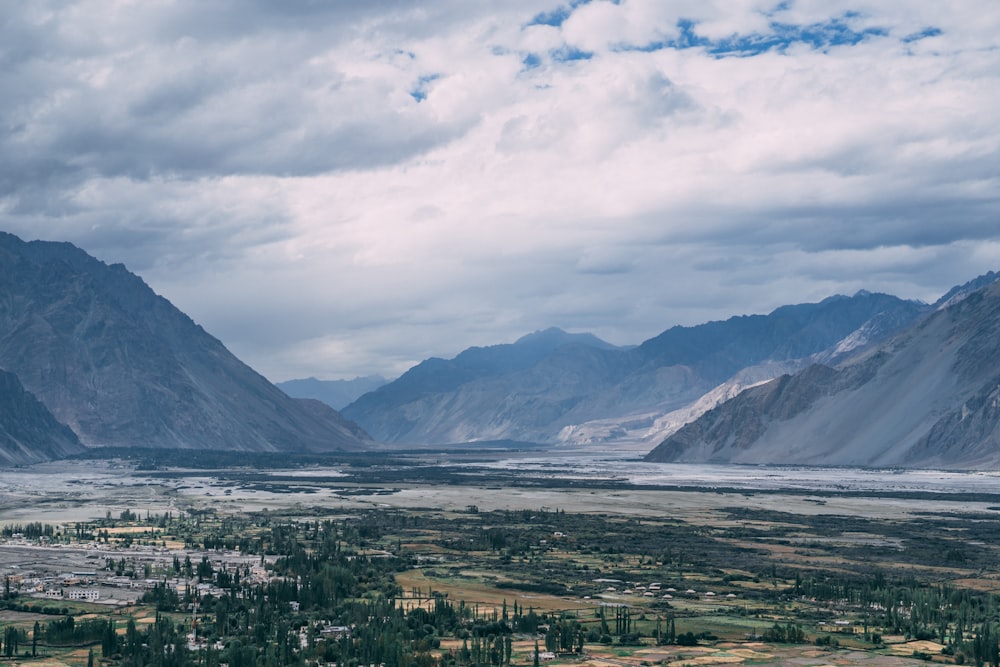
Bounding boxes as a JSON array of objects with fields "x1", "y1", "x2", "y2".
[
  {"x1": 1, "y1": 0, "x2": 999, "y2": 381},
  {"x1": 0, "y1": 2, "x2": 507, "y2": 199}
]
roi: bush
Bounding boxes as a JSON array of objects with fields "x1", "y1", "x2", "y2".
[{"x1": 676, "y1": 632, "x2": 698, "y2": 646}]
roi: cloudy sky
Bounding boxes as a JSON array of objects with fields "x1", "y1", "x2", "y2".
[{"x1": 2, "y1": 1, "x2": 999, "y2": 382}]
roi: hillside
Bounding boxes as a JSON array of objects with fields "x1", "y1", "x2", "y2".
[
  {"x1": 646, "y1": 276, "x2": 1000, "y2": 468},
  {"x1": 342, "y1": 294, "x2": 928, "y2": 446},
  {"x1": 0, "y1": 232, "x2": 371, "y2": 454},
  {"x1": 0, "y1": 369, "x2": 83, "y2": 465}
]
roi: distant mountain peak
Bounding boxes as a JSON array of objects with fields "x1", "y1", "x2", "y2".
[
  {"x1": 514, "y1": 327, "x2": 616, "y2": 350},
  {"x1": 278, "y1": 375, "x2": 389, "y2": 411},
  {"x1": 344, "y1": 289, "x2": 929, "y2": 446},
  {"x1": 515, "y1": 326, "x2": 570, "y2": 343},
  {"x1": 934, "y1": 270, "x2": 1000, "y2": 310}
]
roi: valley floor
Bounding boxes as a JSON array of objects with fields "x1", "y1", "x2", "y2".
[{"x1": 2, "y1": 454, "x2": 999, "y2": 666}]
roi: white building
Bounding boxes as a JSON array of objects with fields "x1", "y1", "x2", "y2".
[{"x1": 67, "y1": 589, "x2": 100, "y2": 601}]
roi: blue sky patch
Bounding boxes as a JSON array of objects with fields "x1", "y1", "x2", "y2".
[
  {"x1": 518, "y1": 47, "x2": 592, "y2": 75},
  {"x1": 522, "y1": 53, "x2": 542, "y2": 70},
  {"x1": 551, "y1": 46, "x2": 594, "y2": 63},
  {"x1": 528, "y1": 6, "x2": 573, "y2": 28},
  {"x1": 525, "y1": 0, "x2": 621, "y2": 29},
  {"x1": 616, "y1": 15, "x2": 889, "y2": 58},
  {"x1": 409, "y1": 74, "x2": 441, "y2": 103},
  {"x1": 902, "y1": 27, "x2": 943, "y2": 43}
]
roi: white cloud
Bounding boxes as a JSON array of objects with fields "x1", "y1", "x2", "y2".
[{"x1": 1, "y1": 0, "x2": 999, "y2": 381}]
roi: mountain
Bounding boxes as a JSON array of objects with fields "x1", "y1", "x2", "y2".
[
  {"x1": 278, "y1": 375, "x2": 389, "y2": 410},
  {"x1": 342, "y1": 294, "x2": 928, "y2": 446},
  {"x1": 0, "y1": 232, "x2": 371, "y2": 454},
  {"x1": 645, "y1": 274, "x2": 1000, "y2": 468},
  {"x1": 933, "y1": 270, "x2": 1000, "y2": 309},
  {"x1": 341, "y1": 328, "x2": 624, "y2": 443},
  {"x1": 0, "y1": 369, "x2": 83, "y2": 465}
]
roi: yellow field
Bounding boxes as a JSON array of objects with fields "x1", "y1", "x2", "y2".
[{"x1": 396, "y1": 569, "x2": 593, "y2": 615}]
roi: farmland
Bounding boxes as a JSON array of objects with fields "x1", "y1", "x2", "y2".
[{"x1": 2, "y1": 452, "x2": 1000, "y2": 666}]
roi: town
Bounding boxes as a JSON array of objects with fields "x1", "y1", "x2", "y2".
[{"x1": 3, "y1": 491, "x2": 1000, "y2": 666}]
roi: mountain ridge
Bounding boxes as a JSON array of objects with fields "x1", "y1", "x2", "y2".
[
  {"x1": 0, "y1": 369, "x2": 84, "y2": 465},
  {"x1": 342, "y1": 292, "x2": 930, "y2": 446},
  {"x1": 0, "y1": 231, "x2": 371, "y2": 457},
  {"x1": 645, "y1": 274, "x2": 1000, "y2": 468}
]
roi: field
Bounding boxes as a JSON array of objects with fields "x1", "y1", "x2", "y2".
[{"x1": 2, "y1": 452, "x2": 1000, "y2": 665}]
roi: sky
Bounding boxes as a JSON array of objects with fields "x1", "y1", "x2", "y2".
[{"x1": 2, "y1": 1, "x2": 999, "y2": 382}]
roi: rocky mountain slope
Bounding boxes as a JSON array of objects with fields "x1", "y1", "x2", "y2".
[
  {"x1": 645, "y1": 275, "x2": 1000, "y2": 468},
  {"x1": 343, "y1": 294, "x2": 928, "y2": 446},
  {"x1": 0, "y1": 369, "x2": 83, "y2": 465},
  {"x1": 0, "y1": 232, "x2": 371, "y2": 454}
]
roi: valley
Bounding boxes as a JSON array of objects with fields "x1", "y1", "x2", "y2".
[
  {"x1": 2, "y1": 454, "x2": 1000, "y2": 666},
  {"x1": 1, "y1": 3, "x2": 997, "y2": 665},
  {"x1": 3, "y1": 235, "x2": 1000, "y2": 666}
]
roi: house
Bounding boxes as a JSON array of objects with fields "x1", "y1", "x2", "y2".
[
  {"x1": 67, "y1": 589, "x2": 100, "y2": 601},
  {"x1": 321, "y1": 625, "x2": 352, "y2": 639}
]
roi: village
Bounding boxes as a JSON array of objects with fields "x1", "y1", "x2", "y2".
[
  {"x1": 0, "y1": 529, "x2": 267, "y2": 606},
  {"x1": 0, "y1": 486, "x2": 995, "y2": 666}
]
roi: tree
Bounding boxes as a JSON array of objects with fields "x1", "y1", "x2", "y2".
[
  {"x1": 676, "y1": 631, "x2": 698, "y2": 647},
  {"x1": 102, "y1": 619, "x2": 117, "y2": 658},
  {"x1": 4, "y1": 626, "x2": 20, "y2": 657}
]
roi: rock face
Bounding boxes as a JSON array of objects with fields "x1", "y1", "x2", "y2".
[
  {"x1": 645, "y1": 277, "x2": 1000, "y2": 468},
  {"x1": 0, "y1": 369, "x2": 83, "y2": 465},
  {"x1": 343, "y1": 294, "x2": 928, "y2": 446},
  {"x1": 0, "y1": 232, "x2": 370, "y2": 453}
]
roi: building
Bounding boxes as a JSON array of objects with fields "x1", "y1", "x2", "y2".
[{"x1": 67, "y1": 589, "x2": 100, "y2": 601}]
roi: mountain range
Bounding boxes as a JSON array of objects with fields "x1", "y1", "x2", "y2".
[
  {"x1": 645, "y1": 272, "x2": 1000, "y2": 469},
  {"x1": 278, "y1": 375, "x2": 389, "y2": 411},
  {"x1": 341, "y1": 292, "x2": 930, "y2": 448},
  {"x1": 0, "y1": 231, "x2": 370, "y2": 463},
  {"x1": 4, "y1": 229, "x2": 1000, "y2": 470}
]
